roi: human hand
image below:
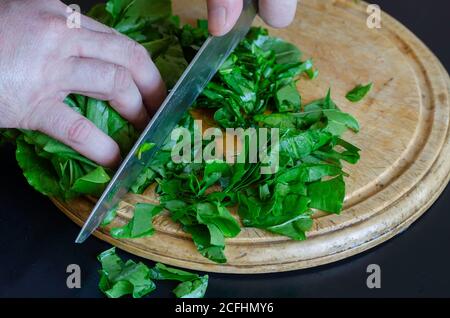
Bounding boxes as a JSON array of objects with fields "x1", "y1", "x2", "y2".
[
  {"x1": 207, "y1": 0, "x2": 298, "y2": 36},
  {"x1": 0, "y1": 0, "x2": 166, "y2": 167}
]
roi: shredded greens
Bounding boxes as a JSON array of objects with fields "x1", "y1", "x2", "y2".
[
  {"x1": 1, "y1": 0, "x2": 363, "y2": 265},
  {"x1": 98, "y1": 247, "x2": 208, "y2": 298}
]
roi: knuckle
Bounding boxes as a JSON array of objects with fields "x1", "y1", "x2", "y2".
[
  {"x1": 67, "y1": 117, "x2": 93, "y2": 144},
  {"x1": 112, "y1": 65, "x2": 132, "y2": 95},
  {"x1": 128, "y1": 41, "x2": 151, "y2": 66},
  {"x1": 39, "y1": 13, "x2": 66, "y2": 39}
]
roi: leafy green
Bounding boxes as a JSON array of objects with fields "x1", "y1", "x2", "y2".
[
  {"x1": 101, "y1": 205, "x2": 118, "y2": 227},
  {"x1": 15, "y1": 137, "x2": 62, "y2": 197},
  {"x1": 5, "y1": 0, "x2": 363, "y2": 265},
  {"x1": 346, "y1": 83, "x2": 373, "y2": 102},
  {"x1": 173, "y1": 275, "x2": 209, "y2": 298},
  {"x1": 111, "y1": 203, "x2": 162, "y2": 239},
  {"x1": 98, "y1": 247, "x2": 155, "y2": 298},
  {"x1": 308, "y1": 176, "x2": 345, "y2": 214},
  {"x1": 97, "y1": 248, "x2": 208, "y2": 298},
  {"x1": 71, "y1": 167, "x2": 110, "y2": 196},
  {"x1": 150, "y1": 263, "x2": 209, "y2": 298},
  {"x1": 135, "y1": 142, "x2": 155, "y2": 160}
]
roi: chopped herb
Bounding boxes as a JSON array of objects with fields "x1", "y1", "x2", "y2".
[
  {"x1": 101, "y1": 205, "x2": 118, "y2": 227},
  {"x1": 3, "y1": 0, "x2": 363, "y2": 265},
  {"x1": 111, "y1": 203, "x2": 162, "y2": 239},
  {"x1": 97, "y1": 247, "x2": 208, "y2": 298},
  {"x1": 136, "y1": 142, "x2": 155, "y2": 160},
  {"x1": 346, "y1": 83, "x2": 373, "y2": 102}
]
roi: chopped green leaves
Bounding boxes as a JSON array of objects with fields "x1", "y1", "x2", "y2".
[
  {"x1": 135, "y1": 142, "x2": 155, "y2": 160},
  {"x1": 150, "y1": 263, "x2": 209, "y2": 298},
  {"x1": 101, "y1": 205, "x2": 118, "y2": 227},
  {"x1": 7, "y1": 0, "x2": 363, "y2": 267},
  {"x1": 111, "y1": 203, "x2": 162, "y2": 239},
  {"x1": 71, "y1": 167, "x2": 110, "y2": 196},
  {"x1": 346, "y1": 83, "x2": 373, "y2": 102},
  {"x1": 308, "y1": 176, "x2": 345, "y2": 214},
  {"x1": 98, "y1": 248, "x2": 208, "y2": 298},
  {"x1": 98, "y1": 247, "x2": 156, "y2": 298}
]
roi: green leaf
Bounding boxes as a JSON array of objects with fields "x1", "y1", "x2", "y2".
[
  {"x1": 275, "y1": 83, "x2": 301, "y2": 112},
  {"x1": 173, "y1": 275, "x2": 209, "y2": 298},
  {"x1": 254, "y1": 34, "x2": 302, "y2": 64},
  {"x1": 323, "y1": 109, "x2": 360, "y2": 135},
  {"x1": 266, "y1": 212, "x2": 313, "y2": 240},
  {"x1": 154, "y1": 42, "x2": 188, "y2": 88},
  {"x1": 97, "y1": 247, "x2": 155, "y2": 298},
  {"x1": 276, "y1": 163, "x2": 343, "y2": 183},
  {"x1": 111, "y1": 203, "x2": 162, "y2": 239},
  {"x1": 101, "y1": 205, "x2": 118, "y2": 227},
  {"x1": 308, "y1": 176, "x2": 345, "y2": 214},
  {"x1": 71, "y1": 166, "x2": 110, "y2": 196},
  {"x1": 131, "y1": 168, "x2": 156, "y2": 194},
  {"x1": 149, "y1": 263, "x2": 199, "y2": 281},
  {"x1": 346, "y1": 83, "x2": 373, "y2": 102},
  {"x1": 135, "y1": 142, "x2": 155, "y2": 160},
  {"x1": 185, "y1": 224, "x2": 227, "y2": 263},
  {"x1": 196, "y1": 202, "x2": 241, "y2": 238},
  {"x1": 15, "y1": 137, "x2": 62, "y2": 197},
  {"x1": 279, "y1": 130, "x2": 332, "y2": 161},
  {"x1": 254, "y1": 113, "x2": 300, "y2": 129},
  {"x1": 113, "y1": 0, "x2": 172, "y2": 33},
  {"x1": 87, "y1": 3, "x2": 112, "y2": 25},
  {"x1": 148, "y1": 263, "x2": 209, "y2": 298}
]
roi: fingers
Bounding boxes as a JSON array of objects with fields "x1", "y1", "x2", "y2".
[
  {"x1": 259, "y1": 0, "x2": 297, "y2": 28},
  {"x1": 69, "y1": 28, "x2": 166, "y2": 113},
  {"x1": 32, "y1": 101, "x2": 121, "y2": 168},
  {"x1": 207, "y1": 0, "x2": 243, "y2": 36},
  {"x1": 61, "y1": 57, "x2": 149, "y2": 129}
]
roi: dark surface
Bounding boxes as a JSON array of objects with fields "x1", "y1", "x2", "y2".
[{"x1": 1, "y1": 0, "x2": 449, "y2": 298}]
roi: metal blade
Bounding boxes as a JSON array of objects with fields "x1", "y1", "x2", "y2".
[{"x1": 75, "y1": 0, "x2": 257, "y2": 243}]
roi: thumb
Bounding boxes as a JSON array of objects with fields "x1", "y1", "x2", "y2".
[{"x1": 207, "y1": 0, "x2": 243, "y2": 36}]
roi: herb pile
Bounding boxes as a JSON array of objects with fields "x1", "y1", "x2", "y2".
[
  {"x1": 1, "y1": 0, "x2": 365, "y2": 265},
  {"x1": 98, "y1": 247, "x2": 208, "y2": 298}
]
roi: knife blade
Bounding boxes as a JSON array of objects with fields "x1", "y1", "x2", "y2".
[{"x1": 75, "y1": 0, "x2": 258, "y2": 243}]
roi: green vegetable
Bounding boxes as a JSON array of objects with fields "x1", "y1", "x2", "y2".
[
  {"x1": 135, "y1": 142, "x2": 155, "y2": 160},
  {"x1": 111, "y1": 203, "x2": 162, "y2": 239},
  {"x1": 345, "y1": 83, "x2": 373, "y2": 102},
  {"x1": 101, "y1": 205, "x2": 118, "y2": 227},
  {"x1": 98, "y1": 247, "x2": 156, "y2": 298},
  {"x1": 4, "y1": 0, "x2": 363, "y2": 265},
  {"x1": 150, "y1": 263, "x2": 209, "y2": 298},
  {"x1": 97, "y1": 248, "x2": 208, "y2": 298}
]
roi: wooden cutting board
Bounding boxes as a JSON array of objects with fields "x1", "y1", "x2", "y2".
[{"x1": 52, "y1": 0, "x2": 450, "y2": 273}]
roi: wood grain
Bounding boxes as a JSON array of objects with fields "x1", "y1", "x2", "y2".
[{"x1": 52, "y1": 0, "x2": 450, "y2": 273}]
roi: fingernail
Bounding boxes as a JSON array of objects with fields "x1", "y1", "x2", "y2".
[{"x1": 210, "y1": 6, "x2": 227, "y2": 31}]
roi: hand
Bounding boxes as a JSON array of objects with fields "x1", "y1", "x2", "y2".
[
  {"x1": 207, "y1": 0, "x2": 298, "y2": 36},
  {"x1": 0, "y1": 0, "x2": 166, "y2": 167}
]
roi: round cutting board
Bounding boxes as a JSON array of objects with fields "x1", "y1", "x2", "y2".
[{"x1": 52, "y1": 0, "x2": 450, "y2": 273}]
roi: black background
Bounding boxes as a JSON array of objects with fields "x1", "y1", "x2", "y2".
[{"x1": 1, "y1": 0, "x2": 449, "y2": 298}]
